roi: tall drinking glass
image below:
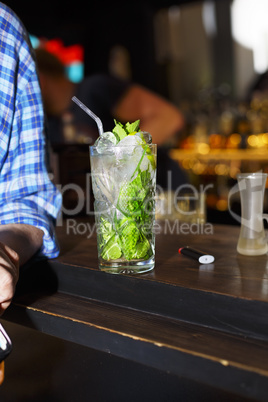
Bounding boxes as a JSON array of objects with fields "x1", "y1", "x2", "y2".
[
  {"x1": 90, "y1": 142, "x2": 157, "y2": 274},
  {"x1": 237, "y1": 172, "x2": 268, "y2": 256}
]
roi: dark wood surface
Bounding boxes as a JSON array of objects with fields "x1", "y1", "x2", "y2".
[
  {"x1": 54, "y1": 219, "x2": 268, "y2": 302},
  {"x1": 4, "y1": 220, "x2": 268, "y2": 400}
]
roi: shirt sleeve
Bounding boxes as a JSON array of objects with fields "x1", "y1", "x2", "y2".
[{"x1": 0, "y1": 8, "x2": 62, "y2": 259}]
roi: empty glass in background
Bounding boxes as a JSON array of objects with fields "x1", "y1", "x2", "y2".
[{"x1": 236, "y1": 172, "x2": 268, "y2": 256}]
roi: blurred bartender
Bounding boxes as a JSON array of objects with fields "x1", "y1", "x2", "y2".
[{"x1": 35, "y1": 48, "x2": 189, "y2": 189}]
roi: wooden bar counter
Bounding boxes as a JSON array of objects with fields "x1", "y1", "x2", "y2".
[{"x1": 4, "y1": 219, "x2": 268, "y2": 400}]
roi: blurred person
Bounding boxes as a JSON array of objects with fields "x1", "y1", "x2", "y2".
[
  {"x1": 35, "y1": 48, "x2": 189, "y2": 189},
  {"x1": 0, "y1": 0, "x2": 61, "y2": 326},
  {"x1": 35, "y1": 48, "x2": 184, "y2": 145}
]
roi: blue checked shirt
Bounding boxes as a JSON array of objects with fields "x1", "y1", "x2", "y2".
[{"x1": 0, "y1": 3, "x2": 62, "y2": 258}]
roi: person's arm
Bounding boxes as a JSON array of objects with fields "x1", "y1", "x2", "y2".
[
  {"x1": 0, "y1": 6, "x2": 61, "y2": 316},
  {"x1": 0, "y1": 224, "x2": 44, "y2": 314},
  {"x1": 113, "y1": 84, "x2": 185, "y2": 145}
]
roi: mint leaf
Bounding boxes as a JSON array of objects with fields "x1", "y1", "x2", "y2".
[
  {"x1": 118, "y1": 218, "x2": 140, "y2": 260},
  {"x1": 112, "y1": 119, "x2": 140, "y2": 140},
  {"x1": 125, "y1": 120, "x2": 140, "y2": 134},
  {"x1": 135, "y1": 234, "x2": 151, "y2": 259},
  {"x1": 112, "y1": 120, "x2": 127, "y2": 141}
]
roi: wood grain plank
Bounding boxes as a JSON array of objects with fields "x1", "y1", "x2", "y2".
[{"x1": 12, "y1": 291, "x2": 268, "y2": 377}]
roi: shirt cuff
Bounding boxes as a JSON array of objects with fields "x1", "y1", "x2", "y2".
[{"x1": 0, "y1": 202, "x2": 61, "y2": 259}]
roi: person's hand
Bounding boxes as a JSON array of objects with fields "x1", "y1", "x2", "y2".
[{"x1": 0, "y1": 242, "x2": 19, "y2": 315}]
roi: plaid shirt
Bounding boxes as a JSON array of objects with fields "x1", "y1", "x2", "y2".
[{"x1": 0, "y1": 3, "x2": 62, "y2": 258}]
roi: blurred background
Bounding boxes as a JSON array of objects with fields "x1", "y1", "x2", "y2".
[
  {"x1": 6, "y1": 0, "x2": 239, "y2": 97},
  {"x1": 6, "y1": 0, "x2": 261, "y2": 99},
  {"x1": 6, "y1": 0, "x2": 268, "y2": 223}
]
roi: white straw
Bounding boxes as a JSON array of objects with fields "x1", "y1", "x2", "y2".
[{"x1": 72, "y1": 96, "x2": 103, "y2": 136}]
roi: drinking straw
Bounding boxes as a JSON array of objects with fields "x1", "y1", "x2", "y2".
[{"x1": 72, "y1": 96, "x2": 103, "y2": 136}]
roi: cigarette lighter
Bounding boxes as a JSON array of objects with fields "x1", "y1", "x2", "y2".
[{"x1": 178, "y1": 247, "x2": 215, "y2": 264}]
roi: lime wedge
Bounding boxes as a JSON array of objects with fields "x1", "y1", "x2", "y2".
[
  {"x1": 101, "y1": 234, "x2": 122, "y2": 260},
  {"x1": 117, "y1": 173, "x2": 147, "y2": 217},
  {"x1": 146, "y1": 152, "x2": 156, "y2": 169}
]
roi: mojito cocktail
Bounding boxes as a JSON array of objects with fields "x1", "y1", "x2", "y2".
[{"x1": 90, "y1": 120, "x2": 156, "y2": 274}]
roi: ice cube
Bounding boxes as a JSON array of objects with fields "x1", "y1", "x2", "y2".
[
  {"x1": 113, "y1": 135, "x2": 142, "y2": 176},
  {"x1": 95, "y1": 131, "x2": 118, "y2": 154},
  {"x1": 116, "y1": 134, "x2": 144, "y2": 151},
  {"x1": 136, "y1": 131, "x2": 152, "y2": 144}
]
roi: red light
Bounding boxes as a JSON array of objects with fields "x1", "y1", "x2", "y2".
[{"x1": 43, "y1": 39, "x2": 84, "y2": 65}]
